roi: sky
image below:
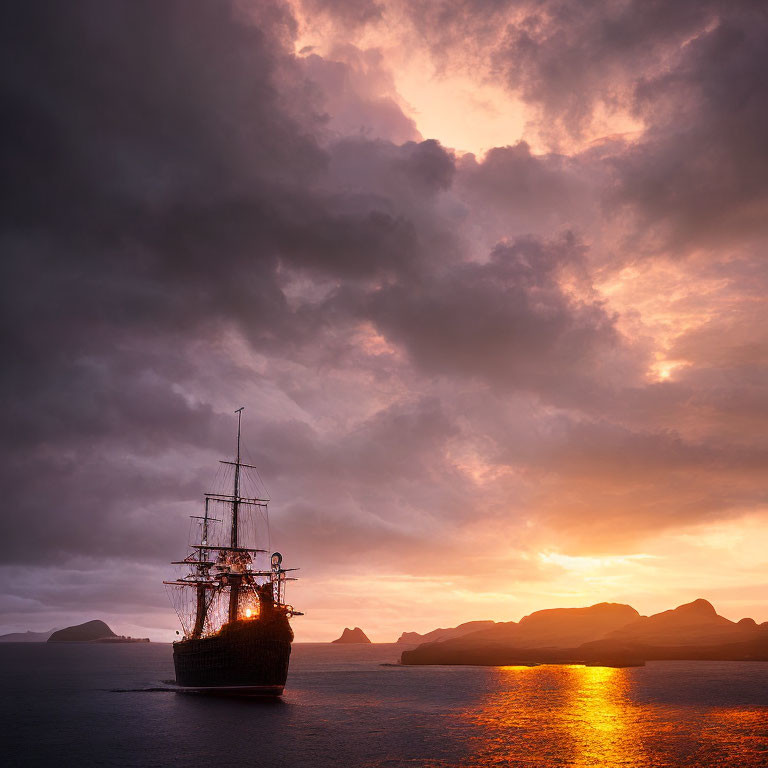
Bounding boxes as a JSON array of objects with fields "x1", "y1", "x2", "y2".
[{"x1": 1, "y1": 0, "x2": 767, "y2": 642}]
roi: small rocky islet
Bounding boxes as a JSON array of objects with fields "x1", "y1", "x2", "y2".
[{"x1": 331, "y1": 627, "x2": 371, "y2": 643}]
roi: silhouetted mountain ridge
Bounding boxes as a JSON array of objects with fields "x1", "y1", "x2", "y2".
[
  {"x1": 606, "y1": 598, "x2": 753, "y2": 646},
  {"x1": 407, "y1": 602, "x2": 640, "y2": 652},
  {"x1": 401, "y1": 599, "x2": 768, "y2": 666},
  {"x1": 397, "y1": 621, "x2": 496, "y2": 644}
]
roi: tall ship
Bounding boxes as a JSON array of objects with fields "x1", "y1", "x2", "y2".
[{"x1": 165, "y1": 407, "x2": 301, "y2": 695}]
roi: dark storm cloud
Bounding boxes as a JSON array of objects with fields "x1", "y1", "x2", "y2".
[
  {"x1": 0, "y1": 1, "x2": 294, "y2": 573},
  {"x1": 302, "y1": 47, "x2": 420, "y2": 144},
  {"x1": 459, "y1": 143, "x2": 584, "y2": 214},
  {"x1": 489, "y1": 0, "x2": 723, "y2": 140},
  {"x1": 0, "y1": 0, "x2": 403, "y2": 572},
  {"x1": 455, "y1": 141, "x2": 605, "y2": 248},
  {"x1": 613, "y1": 6, "x2": 768, "y2": 252},
  {"x1": 364, "y1": 234, "x2": 621, "y2": 397},
  {"x1": 0, "y1": 0, "x2": 509, "y2": 579},
  {"x1": 1, "y1": 1, "x2": 311, "y2": 382},
  {"x1": 260, "y1": 397, "x2": 477, "y2": 567}
]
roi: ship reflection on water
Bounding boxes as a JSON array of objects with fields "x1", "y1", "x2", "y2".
[{"x1": 462, "y1": 664, "x2": 768, "y2": 767}]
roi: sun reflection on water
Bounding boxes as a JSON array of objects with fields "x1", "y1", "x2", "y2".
[
  {"x1": 563, "y1": 665, "x2": 645, "y2": 767},
  {"x1": 464, "y1": 665, "x2": 645, "y2": 767},
  {"x1": 460, "y1": 664, "x2": 768, "y2": 768}
]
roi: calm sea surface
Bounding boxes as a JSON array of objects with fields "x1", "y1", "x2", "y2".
[{"x1": 1, "y1": 643, "x2": 767, "y2": 767}]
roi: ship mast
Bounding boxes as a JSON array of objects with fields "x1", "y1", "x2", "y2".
[
  {"x1": 191, "y1": 499, "x2": 212, "y2": 638},
  {"x1": 231, "y1": 406, "x2": 243, "y2": 548},
  {"x1": 228, "y1": 406, "x2": 244, "y2": 623}
]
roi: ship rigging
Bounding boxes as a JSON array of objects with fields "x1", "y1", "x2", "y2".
[{"x1": 164, "y1": 408, "x2": 300, "y2": 694}]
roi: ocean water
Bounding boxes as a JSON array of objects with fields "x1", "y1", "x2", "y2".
[{"x1": 1, "y1": 643, "x2": 767, "y2": 767}]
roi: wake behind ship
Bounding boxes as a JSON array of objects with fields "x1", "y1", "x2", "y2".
[{"x1": 165, "y1": 408, "x2": 301, "y2": 695}]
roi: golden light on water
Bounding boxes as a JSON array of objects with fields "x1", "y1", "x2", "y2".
[
  {"x1": 562, "y1": 666, "x2": 646, "y2": 767},
  {"x1": 459, "y1": 665, "x2": 768, "y2": 766},
  {"x1": 465, "y1": 665, "x2": 646, "y2": 766}
]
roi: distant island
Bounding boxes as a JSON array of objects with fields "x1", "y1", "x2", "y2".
[
  {"x1": 1, "y1": 620, "x2": 150, "y2": 643},
  {"x1": 47, "y1": 620, "x2": 149, "y2": 643},
  {"x1": 332, "y1": 627, "x2": 371, "y2": 643},
  {"x1": 401, "y1": 599, "x2": 768, "y2": 666},
  {"x1": 0, "y1": 628, "x2": 58, "y2": 643}
]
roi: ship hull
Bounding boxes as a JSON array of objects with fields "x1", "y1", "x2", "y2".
[
  {"x1": 173, "y1": 616, "x2": 292, "y2": 695},
  {"x1": 173, "y1": 684, "x2": 285, "y2": 696}
]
